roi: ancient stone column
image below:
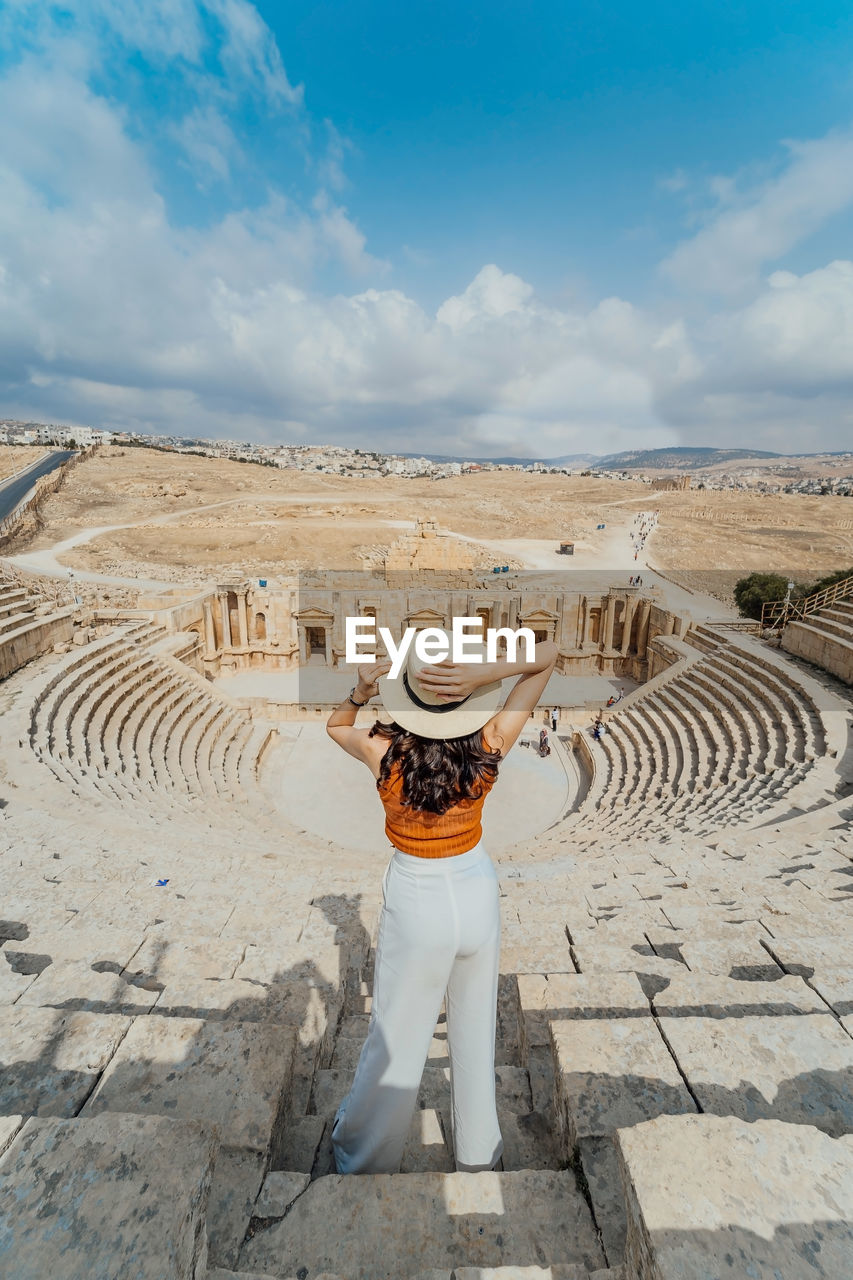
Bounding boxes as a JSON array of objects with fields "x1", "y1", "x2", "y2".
[
  {"x1": 237, "y1": 592, "x2": 250, "y2": 648},
  {"x1": 202, "y1": 599, "x2": 216, "y2": 654},
  {"x1": 638, "y1": 600, "x2": 652, "y2": 655},
  {"x1": 578, "y1": 593, "x2": 591, "y2": 645},
  {"x1": 621, "y1": 597, "x2": 637, "y2": 655},
  {"x1": 219, "y1": 594, "x2": 232, "y2": 648},
  {"x1": 603, "y1": 596, "x2": 616, "y2": 650}
]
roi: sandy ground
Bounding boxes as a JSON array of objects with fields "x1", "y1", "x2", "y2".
[
  {"x1": 262, "y1": 721, "x2": 572, "y2": 853},
  {"x1": 3, "y1": 447, "x2": 850, "y2": 612},
  {"x1": 0, "y1": 446, "x2": 48, "y2": 483}
]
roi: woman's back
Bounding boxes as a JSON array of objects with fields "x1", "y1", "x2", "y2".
[{"x1": 376, "y1": 727, "x2": 500, "y2": 858}]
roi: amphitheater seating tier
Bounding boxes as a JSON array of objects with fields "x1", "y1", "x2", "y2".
[{"x1": 568, "y1": 625, "x2": 847, "y2": 842}]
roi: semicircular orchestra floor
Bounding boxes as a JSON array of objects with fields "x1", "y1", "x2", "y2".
[{"x1": 258, "y1": 721, "x2": 574, "y2": 854}]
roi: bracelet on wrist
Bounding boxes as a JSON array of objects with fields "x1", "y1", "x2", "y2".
[{"x1": 348, "y1": 687, "x2": 369, "y2": 707}]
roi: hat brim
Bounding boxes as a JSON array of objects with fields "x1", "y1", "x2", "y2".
[{"x1": 377, "y1": 672, "x2": 504, "y2": 740}]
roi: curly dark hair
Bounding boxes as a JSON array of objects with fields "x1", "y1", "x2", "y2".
[{"x1": 368, "y1": 719, "x2": 502, "y2": 816}]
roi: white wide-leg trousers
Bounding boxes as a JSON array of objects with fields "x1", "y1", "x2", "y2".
[{"x1": 331, "y1": 841, "x2": 503, "y2": 1175}]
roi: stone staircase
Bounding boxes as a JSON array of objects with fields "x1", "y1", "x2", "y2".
[{"x1": 782, "y1": 596, "x2": 853, "y2": 687}]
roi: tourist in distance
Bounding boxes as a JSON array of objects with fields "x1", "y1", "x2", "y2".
[
  {"x1": 325, "y1": 631, "x2": 558, "y2": 1175},
  {"x1": 539, "y1": 726, "x2": 550, "y2": 756}
]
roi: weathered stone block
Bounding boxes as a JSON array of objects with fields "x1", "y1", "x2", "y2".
[
  {"x1": 235, "y1": 939, "x2": 344, "y2": 992},
  {"x1": 0, "y1": 1115, "x2": 23, "y2": 1157},
  {"x1": 617, "y1": 1113, "x2": 853, "y2": 1280},
  {"x1": 809, "y1": 968, "x2": 853, "y2": 1016},
  {"x1": 274, "y1": 1114, "x2": 326, "y2": 1174},
  {"x1": 84, "y1": 1015, "x2": 296, "y2": 1153},
  {"x1": 0, "y1": 1006, "x2": 131, "y2": 1118},
  {"x1": 0, "y1": 965, "x2": 36, "y2": 1004},
  {"x1": 678, "y1": 936, "x2": 784, "y2": 980},
  {"x1": 207, "y1": 1146, "x2": 266, "y2": 1269},
  {"x1": 400, "y1": 1106, "x2": 454, "y2": 1173},
  {"x1": 0, "y1": 1113, "x2": 217, "y2": 1280},
  {"x1": 550, "y1": 1017, "x2": 696, "y2": 1150},
  {"x1": 761, "y1": 933, "x2": 853, "y2": 976},
  {"x1": 125, "y1": 936, "x2": 245, "y2": 984},
  {"x1": 240, "y1": 1170, "x2": 605, "y2": 1277},
  {"x1": 650, "y1": 974, "x2": 826, "y2": 1018},
  {"x1": 516, "y1": 972, "x2": 648, "y2": 1055},
  {"x1": 578, "y1": 1133, "x2": 627, "y2": 1267},
  {"x1": 17, "y1": 960, "x2": 160, "y2": 1016},
  {"x1": 659, "y1": 1012, "x2": 853, "y2": 1136},
  {"x1": 254, "y1": 1169, "x2": 311, "y2": 1218},
  {"x1": 499, "y1": 1108, "x2": 560, "y2": 1171}
]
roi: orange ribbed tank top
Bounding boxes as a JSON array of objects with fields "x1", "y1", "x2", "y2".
[{"x1": 377, "y1": 737, "x2": 499, "y2": 858}]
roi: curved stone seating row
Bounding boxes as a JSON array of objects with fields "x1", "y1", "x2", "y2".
[
  {"x1": 0, "y1": 578, "x2": 75, "y2": 681},
  {"x1": 782, "y1": 597, "x2": 853, "y2": 686},
  {"x1": 569, "y1": 629, "x2": 837, "y2": 840},
  {"x1": 27, "y1": 623, "x2": 273, "y2": 821}
]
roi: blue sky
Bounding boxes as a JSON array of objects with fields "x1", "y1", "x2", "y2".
[{"x1": 1, "y1": 0, "x2": 853, "y2": 455}]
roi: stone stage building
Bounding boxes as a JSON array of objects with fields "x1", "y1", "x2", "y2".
[{"x1": 136, "y1": 573, "x2": 687, "y2": 692}]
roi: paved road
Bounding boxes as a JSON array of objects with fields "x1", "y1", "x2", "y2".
[{"x1": 0, "y1": 451, "x2": 75, "y2": 523}]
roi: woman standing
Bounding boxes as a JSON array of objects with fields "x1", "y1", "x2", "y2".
[{"x1": 325, "y1": 632, "x2": 558, "y2": 1175}]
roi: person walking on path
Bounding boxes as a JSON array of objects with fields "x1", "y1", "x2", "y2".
[{"x1": 326, "y1": 632, "x2": 558, "y2": 1175}]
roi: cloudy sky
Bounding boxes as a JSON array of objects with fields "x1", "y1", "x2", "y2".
[{"x1": 2, "y1": 0, "x2": 853, "y2": 457}]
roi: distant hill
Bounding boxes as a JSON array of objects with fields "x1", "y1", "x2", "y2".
[{"x1": 591, "y1": 447, "x2": 783, "y2": 471}]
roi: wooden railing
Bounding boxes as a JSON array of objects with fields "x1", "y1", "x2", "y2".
[{"x1": 761, "y1": 573, "x2": 853, "y2": 631}]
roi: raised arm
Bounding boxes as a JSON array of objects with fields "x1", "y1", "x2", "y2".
[
  {"x1": 418, "y1": 639, "x2": 558, "y2": 755},
  {"x1": 326, "y1": 658, "x2": 392, "y2": 771}
]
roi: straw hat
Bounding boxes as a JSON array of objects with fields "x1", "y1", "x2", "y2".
[{"x1": 378, "y1": 630, "x2": 503, "y2": 740}]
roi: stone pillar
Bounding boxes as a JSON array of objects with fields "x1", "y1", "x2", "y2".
[
  {"x1": 638, "y1": 600, "x2": 652, "y2": 655},
  {"x1": 603, "y1": 596, "x2": 616, "y2": 650},
  {"x1": 237, "y1": 592, "x2": 250, "y2": 648},
  {"x1": 621, "y1": 597, "x2": 637, "y2": 655},
  {"x1": 219, "y1": 594, "x2": 232, "y2": 648},
  {"x1": 582, "y1": 598, "x2": 594, "y2": 647},
  {"x1": 203, "y1": 599, "x2": 216, "y2": 654}
]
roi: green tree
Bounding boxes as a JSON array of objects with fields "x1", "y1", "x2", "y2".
[{"x1": 734, "y1": 573, "x2": 796, "y2": 621}]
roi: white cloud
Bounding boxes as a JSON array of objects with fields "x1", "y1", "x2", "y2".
[
  {"x1": 662, "y1": 130, "x2": 853, "y2": 295},
  {"x1": 204, "y1": 0, "x2": 302, "y2": 105},
  {"x1": 171, "y1": 104, "x2": 240, "y2": 185},
  {"x1": 437, "y1": 265, "x2": 535, "y2": 330}
]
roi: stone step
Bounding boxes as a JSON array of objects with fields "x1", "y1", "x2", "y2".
[
  {"x1": 649, "y1": 973, "x2": 827, "y2": 1018},
  {"x1": 312, "y1": 1065, "x2": 533, "y2": 1122},
  {"x1": 549, "y1": 1016, "x2": 697, "y2": 1154},
  {"x1": 239, "y1": 1170, "x2": 606, "y2": 1278},
  {"x1": 616, "y1": 1113, "x2": 853, "y2": 1279},
  {"x1": 0, "y1": 1006, "x2": 132, "y2": 1119},
  {"x1": 656, "y1": 1009, "x2": 853, "y2": 1136},
  {"x1": 0, "y1": 1113, "x2": 218, "y2": 1280},
  {"x1": 516, "y1": 972, "x2": 649, "y2": 1058},
  {"x1": 81, "y1": 1014, "x2": 298, "y2": 1269}
]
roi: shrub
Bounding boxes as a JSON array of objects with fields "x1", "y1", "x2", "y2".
[{"x1": 734, "y1": 573, "x2": 797, "y2": 620}]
